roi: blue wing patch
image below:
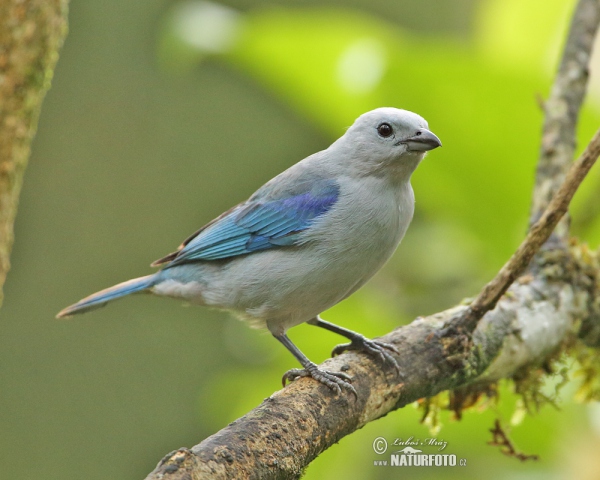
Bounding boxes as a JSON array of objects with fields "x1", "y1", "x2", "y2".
[{"x1": 163, "y1": 180, "x2": 339, "y2": 266}]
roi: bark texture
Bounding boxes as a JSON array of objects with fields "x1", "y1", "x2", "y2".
[{"x1": 0, "y1": 0, "x2": 69, "y2": 307}]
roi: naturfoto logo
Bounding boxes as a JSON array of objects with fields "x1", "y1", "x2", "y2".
[{"x1": 372, "y1": 436, "x2": 467, "y2": 468}]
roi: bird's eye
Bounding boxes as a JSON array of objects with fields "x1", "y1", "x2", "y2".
[{"x1": 377, "y1": 123, "x2": 393, "y2": 138}]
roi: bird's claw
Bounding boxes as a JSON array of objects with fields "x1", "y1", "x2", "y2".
[
  {"x1": 332, "y1": 337, "x2": 402, "y2": 376},
  {"x1": 282, "y1": 365, "x2": 357, "y2": 398}
]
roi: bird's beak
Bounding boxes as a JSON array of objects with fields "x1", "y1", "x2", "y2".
[{"x1": 397, "y1": 129, "x2": 442, "y2": 152}]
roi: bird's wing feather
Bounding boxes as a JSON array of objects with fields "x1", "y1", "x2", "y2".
[{"x1": 153, "y1": 179, "x2": 339, "y2": 266}]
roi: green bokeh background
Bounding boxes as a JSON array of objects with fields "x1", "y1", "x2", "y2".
[{"x1": 2, "y1": 0, "x2": 600, "y2": 478}]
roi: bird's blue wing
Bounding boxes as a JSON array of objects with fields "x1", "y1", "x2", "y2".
[{"x1": 160, "y1": 179, "x2": 339, "y2": 266}]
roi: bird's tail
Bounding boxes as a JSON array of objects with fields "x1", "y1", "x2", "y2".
[{"x1": 56, "y1": 274, "x2": 156, "y2": 318}]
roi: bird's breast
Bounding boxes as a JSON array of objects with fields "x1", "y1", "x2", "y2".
[
  {"x1": 310, "y1": 177, "x2": 412, "y2": 251},
  {"x1": 300, "y1": 176, "x2": 414, "y2": 291}
]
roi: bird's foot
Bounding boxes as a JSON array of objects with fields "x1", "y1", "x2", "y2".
[
  {"x1": 332, "y1": 336, "x2": 402, "y2": 376},
  {"x1": 282, "y1": 363, "x2": 357, "y2": 397}
]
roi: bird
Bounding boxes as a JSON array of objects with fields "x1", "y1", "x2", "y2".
[{"x1": 57, "y1": 107, "x2": 441, "y2": 396}]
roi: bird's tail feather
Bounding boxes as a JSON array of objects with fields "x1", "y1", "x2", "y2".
[{"x1": 56, "y1": 274, "x2": 156, "y2": 318}]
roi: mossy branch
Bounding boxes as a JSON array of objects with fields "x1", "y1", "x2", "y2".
[{"x1": 0, "y1": 0, "x2": 69, "y2": 308}]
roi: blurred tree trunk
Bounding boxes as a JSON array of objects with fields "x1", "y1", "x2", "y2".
[{"x1": 0, "y1": 0, "x2": 68, "y2": 309}]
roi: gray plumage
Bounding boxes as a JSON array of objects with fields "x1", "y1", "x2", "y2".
[{"x1": 58, "y1": 107, "x2": 441, "y2": 395}]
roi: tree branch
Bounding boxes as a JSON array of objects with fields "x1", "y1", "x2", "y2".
[
  {"x1": 529, "y1": 0, "x2": 600, "y2": 239},
  {"x1": 145, "y1": 0, "x2": 600, "y2": 478},
  {"x1": 0, "y1": 0, "x2": 69, "y2": 308},
  {"x1": 459, "y1": 0, "x2": 600, "y2": 332},
  {"x1": 460, "y1": 127, "x2": 600, "y2": 331},
  {"x1": 146, "y1": 245, "x2": 598, "y2": 480}
]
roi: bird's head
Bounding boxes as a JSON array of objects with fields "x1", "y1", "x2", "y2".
[{"x1": 332, "y1": 107, "x2": 441, "y2": 179}]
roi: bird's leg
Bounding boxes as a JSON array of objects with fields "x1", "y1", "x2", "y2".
[
  {"x1": 274, "y1": 332, "x2": 356, "y2": 397},
  {"x1": 307, "y1": 316, "x2": 402, "y2": 376}
]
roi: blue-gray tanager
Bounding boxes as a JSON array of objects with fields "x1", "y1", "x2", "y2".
[{"x1": 58, "y1": 107, "x2": 441, "y2": 395}]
